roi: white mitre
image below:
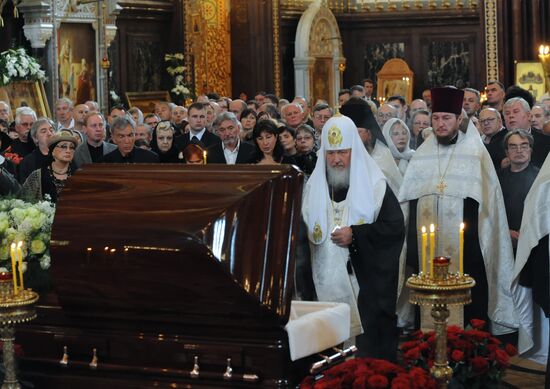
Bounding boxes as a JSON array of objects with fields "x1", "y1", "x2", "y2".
[{"x1": 302, "y1": 114, "x2": 386, "y2": 245}]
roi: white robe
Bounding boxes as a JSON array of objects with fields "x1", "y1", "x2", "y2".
[{"x1": 399, "y1": 127, "x2": 519, "y2": 333}]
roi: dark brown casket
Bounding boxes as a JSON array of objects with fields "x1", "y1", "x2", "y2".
[{"x1": 17, "y1": 164, "x2": 318, "y2": 388}]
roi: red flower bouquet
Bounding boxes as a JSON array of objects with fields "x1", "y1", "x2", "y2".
[
  {"x1": 300, "y1": 357, "x2": 436, "y2": 389},
  {"x1": 400, "y1": 319, "x2": 518, "y2": 389}
]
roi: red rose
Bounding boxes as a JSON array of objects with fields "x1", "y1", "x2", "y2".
[
  {"x1": 367, "y1": 374, "x2": 389, "y2": 389},
  {"x1": 371, "y1": 359, "x2": 402, "y2": 375},
  {"x1": 451, "y1": 349, "x2": 464, "y2": 362},
  {"x1": 447, "y1": 325, "x2": 463, "y2": 334},
  {"x1": 409, "y1": 367, "x2": 430, "y2": 389},
  {"x1": 495, "y1": 348, "x2": 510, "y2": 367},
  {"x1": 471, "y1": 356, "x2": 489, "y2": 373},
  {"x1": 418, "y1": 342, "x2": 430, "y2": 351},
  {"x1": 400, "y1": 340, "x2": 419, "y2": 351},
  {"x1": 470, "y1": 318, "x2": 486, "y2": 329},
  {"x1": 352, "y1": 375, "x2": 367, "y2": 389},
  {"x1": 505, "y1": 343, "x2": 518, "y2": 356},
  {"x1": 465, "y1": 329, "x2": 490, "y2": 341},
  {"x1": 404, "y1": 347, "x2": 421, "y2": 360},
  {"x1": 391, "y1": 377, "x2": 410, "y2": 389}
]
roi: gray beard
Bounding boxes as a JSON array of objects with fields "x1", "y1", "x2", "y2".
[{"x1": 326, "y1": 165, "x2": 350, "y2": 190}]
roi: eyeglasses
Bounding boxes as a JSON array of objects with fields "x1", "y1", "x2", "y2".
[
  {"x1": 507, "y1": 144, "x2": 530, "y2": 151},
  {"x1": 55, "y1": 144, "x2": 76, "y2": 150},
  {"x1": 377, "y1": 113, "x2": 393, "y2": 119},
  {"x1": 479, "y1": 117, "x2": 496, "y2": 125},
  {"x1": 296, "y1": 136, "x2": 313, "y2": 141},
  {"x1": 413, "y1": 121, "x2": 430, "y2": 127},
  {"x1": 314, "y1": 115, "x2": 331, "y2": 121}
]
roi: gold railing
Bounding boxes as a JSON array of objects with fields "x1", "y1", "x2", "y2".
[{"x1": 281, "y1": 0, "x2": 479, "y2": 13}]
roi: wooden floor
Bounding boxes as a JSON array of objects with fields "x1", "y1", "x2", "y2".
[{"x1": 503, "y1": 356, "x2": 546, "y2": 389}]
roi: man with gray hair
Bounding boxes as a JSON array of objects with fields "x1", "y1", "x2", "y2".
[
  {"x1": 228, "y1": 99, "x2": 247, "y2": 120},
  {"x1": 0, "y1": 101, "x2": 10, "y2": 122},
  {"x1": 102, "y1": 117, "x2": 159, "y2": 163},
  {"x1": 504, "y1": 96, "x2": 550, "y2": 167},
  {"x1": 479, "y1": 107, "x2": 507, "y2": 170},
  {"x1": 462, "y1": 87, "x2": 481, "y2": 118},
  {"x1": 206, "y1": 112, "x2": 254, "y2": 164},
  {"x1": 55, "y1": 97, "x2": 74, "y2": 130},
  {"x1": 376, "y1": 104, "x2": 397, "y2": 129},
  {"x1": 4, "y1": 107, "x2": 37, "y2": 162},
  {"x1": 18, "y1": 118, "x2": 55, "y2": 183}
]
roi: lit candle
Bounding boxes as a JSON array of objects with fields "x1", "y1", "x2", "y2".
[
  {"x1": 203, "y1": 150, "x2": 207, "y2": 164},
  {"x1": 10, "y1": 243, "x2": 17, "y2": 294},
  {"x1": 459, "y1": 222, "x2": 465, "y2": 276},
  {"x1": 429, "y1": 224, "x2": 435, "y2": 277},
  {"x1": 421, "y1": 226, "x2": 427, "y2": 275},
  {"x1": 17, "y1": 241, "x2": 24, "y2": 291}
]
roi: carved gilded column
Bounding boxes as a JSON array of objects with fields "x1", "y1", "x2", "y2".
[
  {"x1": 185, "y1": 0, "x2": 231, "y2": 97},
  {"x1": 483, "y1": 0, "x2": 498, "y2": 82},
  {"x1": 273, "y1": 0, "x2": 282, "y2": 97}
]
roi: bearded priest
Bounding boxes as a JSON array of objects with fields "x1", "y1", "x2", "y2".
[
  {"x1": 300, "y1": 114, "x2": 405, "y2": 361},
  {"x1": 399, "y1": 87, "x2": 518, "y2": 338}
]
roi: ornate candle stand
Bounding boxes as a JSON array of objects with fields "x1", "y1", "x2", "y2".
[
  {"x1": 406, "y1": 257, "x2": 475, "y2": 389},
  {"x1": 0, "y1": 273, "x2": 38, "y2": 389}
]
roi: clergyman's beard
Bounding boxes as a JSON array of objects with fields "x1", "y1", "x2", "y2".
[
  {"x1": 436, "y1": 131, "x2": 458, "y2": 145},
  {"x1": 326, "y1": 165, "x2": 350, "y2": 190}
]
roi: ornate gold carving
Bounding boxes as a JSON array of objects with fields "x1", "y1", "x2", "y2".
[
  {"x1": 309, "y1": 18, "x2": 333, "y2": 57},
  {"x1": 327, "y1": 125, "x2": 343, "y2": 147},
  {"x1": 273, "y1": 0, "x2": 282, "y2": 97},
  {"x1": 185, "y1": 0, "x2": 231, "y2": 97},
  {"x1": 484, "y1": 0, "x2": 498, "y2": 81}
]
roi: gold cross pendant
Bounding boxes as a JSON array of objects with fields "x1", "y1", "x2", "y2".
[{"x1": 436, "y1": 179, "x2": 447, "y2": 194}]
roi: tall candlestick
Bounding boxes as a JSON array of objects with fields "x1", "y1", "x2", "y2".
[
  {"x1": 421, "y1": 226, "x2": 427, "y2": 275},
  {"x1": 10, "y1": 243, "x2": 17, "y2": 294},
  {"x1": 459, "y1": 222, "x2": 465, "y2": 276},
  {"x1": 17, "y1": 241, "x2": 24, "y2": 291},
  {"x1": 429, "y1": 224, "x2": 435, "y2": 277}
]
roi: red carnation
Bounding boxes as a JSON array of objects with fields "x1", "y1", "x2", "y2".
[
  {"x1": 404, "y1": 347, "x2": 421, "y2": 360},
  {"x1": 495, "y1": 348, "x2": 510, "y2": 367},
  {"x1": 471, "y1": 356, "x2": 489, "y2": 373},
  {"x1": 470, "y1": 319, "x2": 486, "y2": 330},
  {"x1": 400, "y1": 340, "x2": 419, "y2": 351},
  {"x1": 352, "y1": 375, "x2": 367, "y2": 389},
  {"x1": 451, "y1": 349, "x2": 464, "y2": 362},
  {"x1": 367, "y1": 374, "x2": 389, "y2": 389},
  {"x1": 505, "y1": 343, "x2": 518, "y2": 356},
  {"x1": 391, "y1": 377, "x2": 411, "y2": 389}
]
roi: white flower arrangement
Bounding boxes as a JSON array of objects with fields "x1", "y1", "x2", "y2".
[
  {"x1": 164, "y1": 53, "x2": 191, "y2": 102},
  {"x1": 0, "y1": 48, "x2": 47, "y2": 87},
  {"x1": 0, "y1": 198, "x2": 55, "y2": 271}
]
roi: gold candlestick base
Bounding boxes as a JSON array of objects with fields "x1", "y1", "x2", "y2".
[
  {"x1": 406, "y1": 258, "x2": 475, "y2": 389},
  {"x1": 0, "y1": 275, "x2": 38, "y2": 389}
]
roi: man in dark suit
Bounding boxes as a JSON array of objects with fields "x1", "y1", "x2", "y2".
[
  {"x1": 206, "y1": 112, "x2": 254, "y2": 164},
  {"x1": 175, "y1": 102, "x2": 221, "y2": 152},
  {"x1": 73, "y1": 112, "x2": 117, "y2": 168},
  {"x1": 102, "y1": 117, "x2": 159, "y2": 163}
]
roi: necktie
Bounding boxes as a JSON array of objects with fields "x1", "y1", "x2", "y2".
[{"x1": 191, "y1": 136, "x2": 199, "y2": 143}]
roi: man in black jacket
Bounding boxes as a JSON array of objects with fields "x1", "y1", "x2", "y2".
[
  {"x1": 207, "y1": 112, "x2": 254, "y2": 164},
  {"x1": 102, "y1": 117, "x2": 159, "y2": 163},
  {"x1": 175, "y1": 102, "x2": 221, "y2": 152}
]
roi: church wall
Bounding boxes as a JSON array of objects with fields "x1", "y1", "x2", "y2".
[
  {"x1": 110, "y1": 0, "x2": 182, "y2": 101},
  {"x1": 230, "y1": 0, "x2": 275, "y2": 100}
]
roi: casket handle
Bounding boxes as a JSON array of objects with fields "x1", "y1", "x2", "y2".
[
  {"x1": 190, "y1": 355, "x2": 200, "y2": 378},
  {"x1": 59, "y1": 346, "x2": 69, "y2": 366},
  {"x1": 223, "y1": 358, "x2": 232, "y2": 380},
  {"x1": 309, "y1": 345, "x2": 358, "y2": 374},
  {"x1": 89, "y1": 348, "x2": 98, "y2": 369}
]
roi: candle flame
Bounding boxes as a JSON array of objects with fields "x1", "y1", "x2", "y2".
[
  {"x1": 460, "y1": 222, "x2": 465, "y2": 231},
  {"x1": 10, "y1": 243, "x2": 15, "y2": 250},
  {"x1": 429, "y1": 224, "x2": 435, "y2": 233},
  {"x1": 17, "y1": 241, "x2": 22, "y2": 248},
  {"x1": 421, "y1": 226, "x2": 426, "y2": 233}
]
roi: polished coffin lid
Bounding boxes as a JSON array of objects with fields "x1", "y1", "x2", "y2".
[{"x1": 50, "y1": 164, "x2": 304, "y2": 333}]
